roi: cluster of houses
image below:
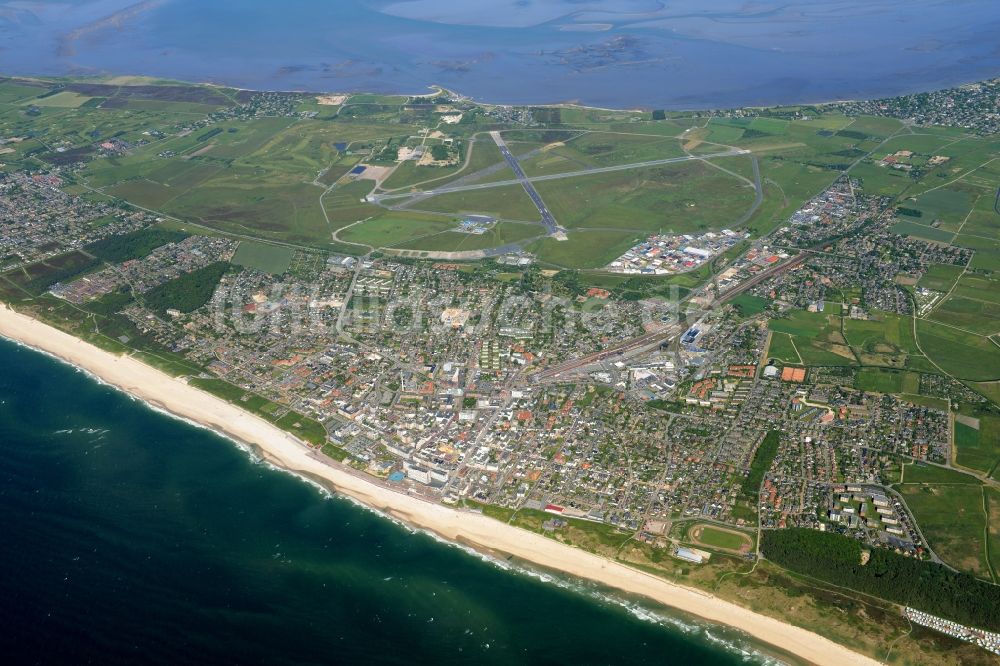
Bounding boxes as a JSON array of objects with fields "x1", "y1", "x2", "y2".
[{"x1": 823, "y1": 485, "x2": 923, "y2": 553}]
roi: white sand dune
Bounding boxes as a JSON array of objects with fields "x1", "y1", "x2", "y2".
[{"x1": 0, "y1": 303, "x2": 878, "y2": 666}]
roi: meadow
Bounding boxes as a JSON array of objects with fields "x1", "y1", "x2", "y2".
[{"x1": 896, "y1": 469, "x2": 996, "y2": 580}]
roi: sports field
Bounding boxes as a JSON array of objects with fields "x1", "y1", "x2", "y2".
[{"x1": 688, "y1": 524, "x2": 753, "y2": 552}]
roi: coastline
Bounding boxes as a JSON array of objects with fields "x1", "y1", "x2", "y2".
[
  {"x1": 9, "y1": 71, "x2": 997, "y2": 113},
  {"x1": 0, "y1": 303, "x2": 879, "y2": 666}
]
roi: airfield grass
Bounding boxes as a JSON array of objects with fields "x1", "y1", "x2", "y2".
[
  {"x1": 410, "y1": 183, "x2": 541, "y2": 221},
  {"x1": 0, "y1": 80, "x2": 50, "y2": 103},
  {"x1": 395, "y1": 221, "x2": 543, "y2": 252},
  {"x1": 339, "y1": 211, "x2": 458, "y2": 248},
  {"x1": 518, "y1": 132, "x2": 687, "y2": 177},
  {"x1": 26, "y1": 91, "x2": 92, "y2": 108},
  {"x1": 164, "y1": 178, "x2": 330, "y2": 245},
  {"x1": 533, "y1": 160, "x2": 755, "y2": 234},
  {"x1": 528, "y1": 230, "x2": 644, "y2": 269},
  {"x1": 380, "y1": 137, "x2": 506, "y2": 191},
  {"x1": 73, "y1": 115, "x2": 425, "y2": 247},
  {"x1": 322, "y1": 180, "x2": 384, "y2": 229}
]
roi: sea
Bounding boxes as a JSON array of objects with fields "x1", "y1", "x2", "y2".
[
  {"x1": 0, "y1": 338, "x2": 783, "y2": 665},
  {"x1": 2, "y1": 2, "x2": 985, "y2": 662},
  {"x1": 1, "y1": 0, "x2": 1000, "y2": 108}
]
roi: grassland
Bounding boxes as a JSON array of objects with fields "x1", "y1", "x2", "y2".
[
  {"x1": 895, "y1": 466, "x2": 995, "y2": 580},
  {"x1": 916, "y1": 319, "x2": 1000, "y2": 381},
  {"x1": 395, "y1": 221, "x2": 543, "y2": 252},
  {"x1": 953, "y1": 406, "x2": 1000, "y2": 475},
  {"x1": 528, "y1": 230, "x2": 644, "y2": 269},
  {"x1": 854, "y1": 368, "x2": 920, "y2": 394},
  {"x1": 533, "y1": 160, "x2": 755, "y2": 234},
  {"x1": 407, "y1": 183, "x2": 540, "y2": 221},
  {"x1": 1, "y1": 74, "x2": 956, "y2": 269},
  {"x1": 917, "y1": 263, "x2": 964, "y2": 292},
  {"x1": 339, "y1": 211, "x2": 459, "y2": 248},
  {"x1": 517, "y1": 131, "x2": 688, "y2": 177},
  {"x1": 231, "y1": 241, "x2": 294, "y2": 275}
]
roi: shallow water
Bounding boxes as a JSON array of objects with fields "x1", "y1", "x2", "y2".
[{"x1": 1, "y1": 0, "x2": 999, "y2": 108}]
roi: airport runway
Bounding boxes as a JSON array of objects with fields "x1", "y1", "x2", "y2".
[{"x1": 370, "y1": 148, "x2": 749, "y2": 204}]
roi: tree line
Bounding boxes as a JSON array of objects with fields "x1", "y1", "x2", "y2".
[{"x1": 762, "y1": 528, "x2": 1000, "y2": 632}]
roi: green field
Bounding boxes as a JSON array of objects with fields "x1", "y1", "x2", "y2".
[
  {"x1": 902, "y1": 463, "x2": 980, "y2": 485},
  {"x1": 899, "y1": 187, "x2": 980, "y2": 228},
  {"x1": 953, "y1": 408, "x2": 1000, "y2": 475},
  {"x1": 916, "y1": 319, "x2": 1000, "y2": 381},
  {"x1": 927, "y1": 295, "x2": 1000, "y2": 335},
  {"x1": 533, "y1": 160, "x2": 756, "y2": 234},
  {"x1": 527, "y1": 230, "x2": 643, "y2": 269},
  {"x1": 766, "y1": 332, "x2": 801, "y2": 364},
  {"x1": 731, "y1": 294, "x2": 771, "y2": 316},
  {"x1": 395, "y1": 221, "x2": 543, "y2": 252},
  {"x1": 766, "y1": 310, "x2": 858, "y2": 367},
  {"x1": 770, "y1": 310, "x2": 839, "y2": 337},
  {"x1": 844, "y1": 312, "x2": 919, "y2": 355},
  {"x1": 891, "y1": 220, "x2": 955, "y2": 243},
  {"x1": 855, "y1": 368, "x2": 920, "y2": 394},
  {"x1": 340, "y1": 212, "x2": 458, "y2": 248},
  {"x1": 917, "y1": 263, "x2": 964, "y2": 292},
  {"x1": 409, "y1": 183, "x2": 540, "y2": 220},
  {"x1": 898, "y1": 476, "x2": 992, "y2": 579},
  {"x1": 231, "y1": 241, "x2": 294, "y2": 274}
]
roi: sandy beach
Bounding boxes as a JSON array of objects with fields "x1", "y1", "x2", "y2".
[{"x1": 0, "y1": 303, "x2": 879, "y2": 666}]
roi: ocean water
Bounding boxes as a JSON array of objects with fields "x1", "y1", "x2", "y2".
[
  {"x1": 1, "y1": 0, "x2": 1000, "y2": 108},
  {"x1": 0, "y1": 338, "x2": 773, "y2": 665}
]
